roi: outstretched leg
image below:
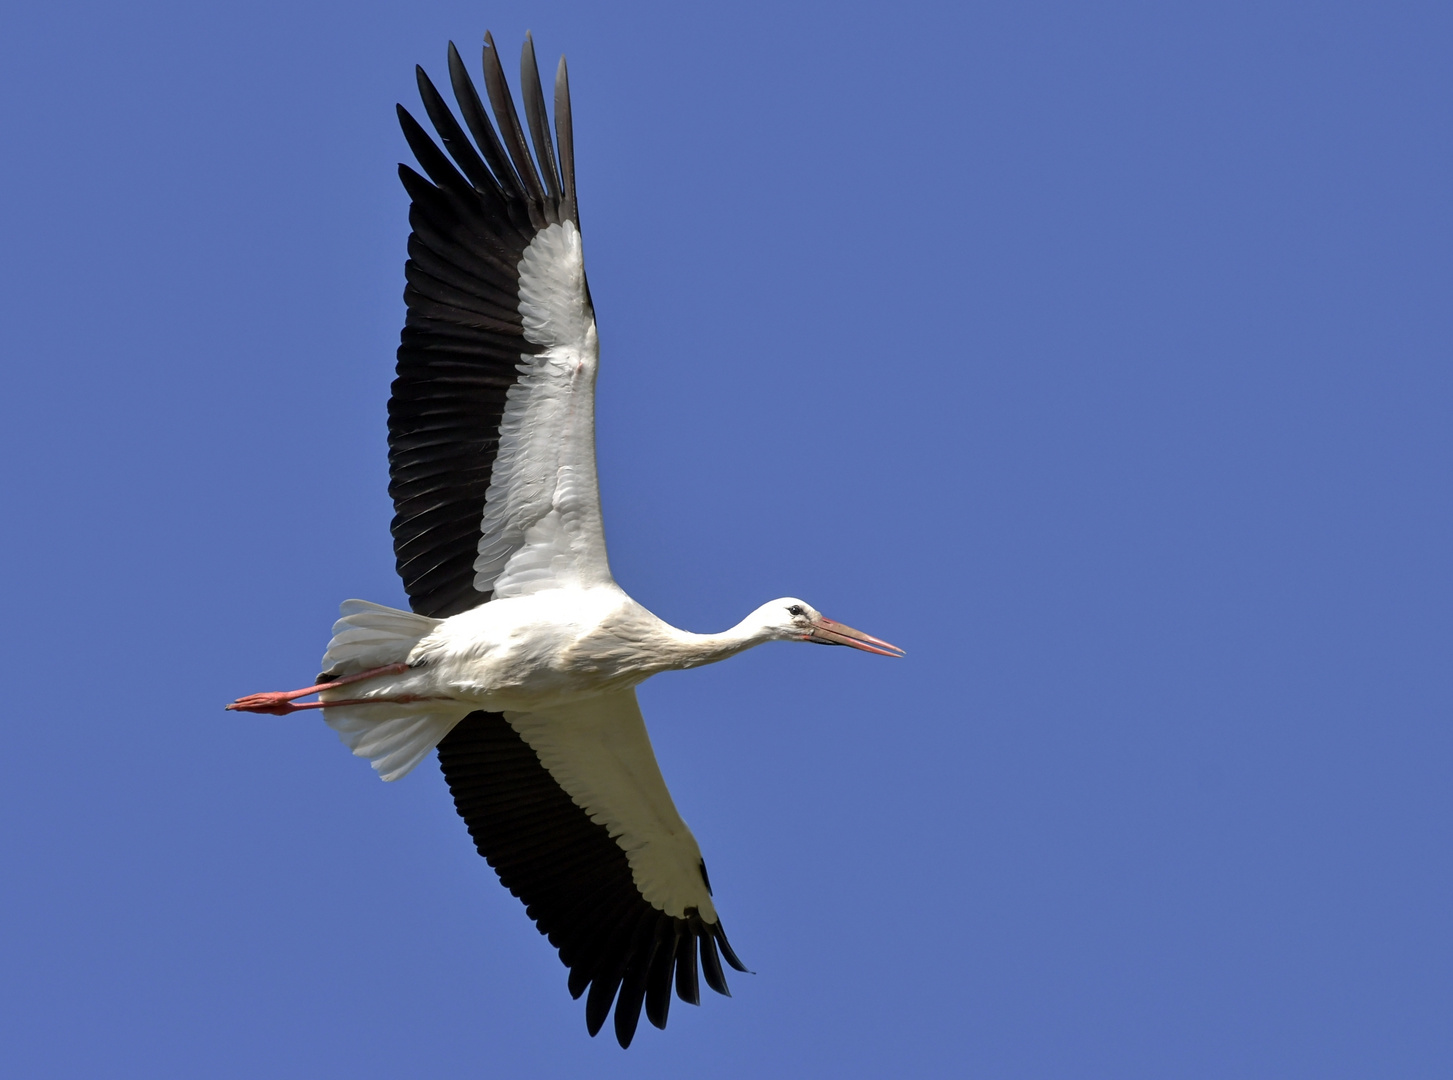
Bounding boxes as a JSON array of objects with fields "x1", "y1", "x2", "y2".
[{"x1": 227, "y1": 663, "x2": 411, "y2": 715}]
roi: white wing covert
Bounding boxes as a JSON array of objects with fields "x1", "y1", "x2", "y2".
[
  {"x1": 474, "y1": 220, "x2": 612, "y2": 599},
  {"x1": 506, "y1": 690, "x2": 717, "y2": 920}
]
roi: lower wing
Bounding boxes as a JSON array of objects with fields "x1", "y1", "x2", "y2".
[{"x1": 436, "y1": 690, "x2": 748, "y2": 1046}]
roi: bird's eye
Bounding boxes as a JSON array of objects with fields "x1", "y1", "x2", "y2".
[{"x1": 787, "y1": 605, "x2": 804, "y2": 617}]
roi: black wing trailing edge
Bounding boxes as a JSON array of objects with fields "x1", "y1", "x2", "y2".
[{"x1": 392, "y1": 34, "x2": 745, "y2": 1048}]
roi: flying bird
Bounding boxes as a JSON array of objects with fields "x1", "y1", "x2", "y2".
[{"x1": 229, "y1": 32, "x2": 901, "y2": 1048}]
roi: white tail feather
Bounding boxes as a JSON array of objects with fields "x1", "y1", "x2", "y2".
[
  {"x1": 318, "y1": 600, "x2": 461, "y2": 781},
  {"x1": 324, "y1": 701, "x2": 469, "y2": 781},
  {"x1": 320, "y1": 599, "x2": 440, "y2": 675}
]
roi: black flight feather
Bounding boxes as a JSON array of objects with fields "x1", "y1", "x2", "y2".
[
  {"x1": 414, "y1": 66, "x2": 500, "y2": 198},
  {"x1": 700, "y1": 932, "x2": 730, "y2": 997},
  {"x1": 481, "y1": 32, "x2": 550, "y2": 217},
  {"x1": 675, "y1": 928, "x2": 701, "y2": 1005},
  {"x1": 520, "y1": 33, "x2": 563, "y2": 203},
  {"x1": 396, "y1": 105, "x2": 472, "y2": 199},
  {"x1": 716, "y1": 923, "x2": 751, "y2": 973},
  {"x1": 645, "y1": 922, "x2": 680, "y2": 1029},
  {"x1": 447, "y1": 41, "x2": 528, "y2": 206},
  {"x1": 553, "y1": 56, "x2": 577, "y2": 224}
]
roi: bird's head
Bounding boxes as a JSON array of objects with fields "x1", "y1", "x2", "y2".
[{"x1": 757, "y1": 598, "x2": 904, "y2": 657}]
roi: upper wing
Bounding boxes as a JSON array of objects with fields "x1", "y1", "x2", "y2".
[
  {"x1": 390, "y1": 32, "x2": 610, "y2": 620},
  {"x1": 437, "y1": 691, "x2": 748, "y2": 1048}
]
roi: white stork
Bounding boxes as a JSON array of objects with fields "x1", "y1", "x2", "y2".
[{"x1": 229, "y1": 32, "x2": 902, "y2": 1048}]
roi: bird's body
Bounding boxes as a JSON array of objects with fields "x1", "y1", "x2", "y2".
[
  {"x1": 229, "y1": 31, "x2": 899, "y2": 1048},
  {"x1": 323, "y1": 590, "x2": 818, "y2": 713},
  {"x1": 308, "y1": 588, "x2": 827, "y2": 721},
  {"x1": 339, "y1": 587, "x2": 660, "y2": 712}
]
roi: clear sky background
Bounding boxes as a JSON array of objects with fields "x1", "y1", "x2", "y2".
[{"x1": 2, "y1": 1, "x2": 1450, "y2": 1077}]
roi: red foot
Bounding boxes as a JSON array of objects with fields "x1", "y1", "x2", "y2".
[{"x1": 227, "y1": 693, "x2": 310, "y2": 715}]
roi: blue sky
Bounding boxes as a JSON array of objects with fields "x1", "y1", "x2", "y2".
[{"x1": 2, "y1": 1, "x2": 1450, "y2": 1076}]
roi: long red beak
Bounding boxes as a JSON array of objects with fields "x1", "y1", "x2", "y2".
[{"x1": 808, "y1": 617, "x2": 904, "y2": 657}]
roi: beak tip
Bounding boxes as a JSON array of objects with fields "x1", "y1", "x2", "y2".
[{"x1": 810, "y1": 617, "x2": 904, "y2": 658}]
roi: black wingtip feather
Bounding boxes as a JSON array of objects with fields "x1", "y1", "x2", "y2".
[
  {"x1": 585, "y1": 974, "x2": 619, "y2": 1038},
  {"x1": 612, "y1": 924, "x2": 654, "y2": 1048},
  {"x1": 582, "y1": 904, "x2": 649, "y2": 1038},
  {"x1": 675, "y1": 927, "x2": 700, "y2": 1005},
  {"x1": 644, "y1": 923, "x2": 679, "y2": 1030},
  {"x1": 714, "y1": 921, "x2": 752, "y2": 974},
  {"x1": 414, "y1": 64, "x2": 500, "y2": 198},
  {"x1": 519, "y1": 33, "x2": 563, "y2": 203},
  {"x1": 448, "y1": 40, "x2": 527, "y2": 204},
  {"x1": 700, "y1": 933, "x2": 730, "y2": 997},
  {"x1": 481, "y1": 32, "x2": 548, "y2": 213},
  {"x1": 568, "y1": 966, "x2": 591, "y2": 1000},
  {"x1": 553, "y1": 55, "x2": 577, "y2": 224},
  {"x1": 396, "y1": 104, "x2": 471, "y2": 197}
]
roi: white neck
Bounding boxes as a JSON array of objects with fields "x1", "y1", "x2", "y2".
[{"x1": 658, "y1": 612, "x2": 778, "y2": 671}]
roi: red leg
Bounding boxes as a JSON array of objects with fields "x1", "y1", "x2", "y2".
[
  {"x1": 226, "y1": 663, "x2": 411, "y2": 715},
  {"x1": 241, "y1": 693, "x2": 451, "y2": 714}
]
